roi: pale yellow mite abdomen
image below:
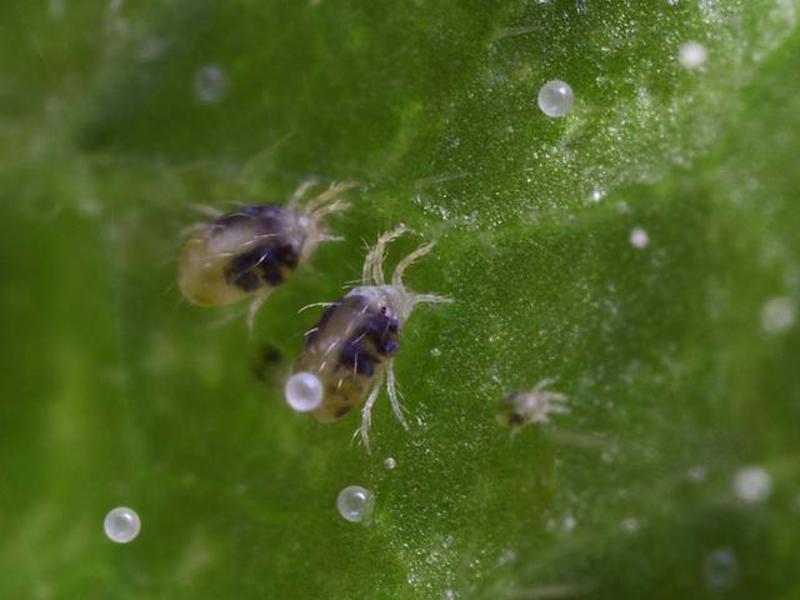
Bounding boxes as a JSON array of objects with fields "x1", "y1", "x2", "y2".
[{"x1": 179, "y1": 220, "x2": 263, "y2": 307}]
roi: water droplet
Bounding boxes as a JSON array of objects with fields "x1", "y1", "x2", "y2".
[
  {"x1": 336, "y1": 485, "x2": 374, "y2": 523},
  {"x1": 194, "y1": 64, "x2": 229, "y2": 104},
  {"x1": 104, "y1": 507, "x2": 141, "y2": 543},
  {"x1": 679, "y1": 42, "x2": 708, "y2": 69},
  {"x1": 383, "y1": 457, "x2": 397, "y2": 470},
  {"x1": 760, "y1": 296, "x2": 796, "y2": 334},
  {"x1": 537, "y1": 80, "x2": 575, "y2": 118},
  {"x1": 703, "y1": 548, "x2": 738, "y2": 588},
  {"x1": 284, "y1": 372, "x2": 323, "y2": 412},
  {"x1": 733, "y1": 466, "x2": 771, "y2": 503},
  {"x1": 629, "y1": 227, "x2": 650, "y2": 249}
]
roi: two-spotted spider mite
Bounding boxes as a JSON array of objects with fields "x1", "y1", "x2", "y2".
[
  {"x1": 497, "y1": 379, "x2": 568, "y2": 431},
  {"x1": 178, "y1": 180, "x2": 354, "y2": 330},
  {"x1": 292, "y1": 225, "x2": 451, "y2": 451}
]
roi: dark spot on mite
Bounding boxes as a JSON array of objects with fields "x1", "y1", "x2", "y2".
[
  {"x1": 224, "y1": 242, "x2": 300, "y2": 291},
  {"x1": 216, "y1": 204, "x2": 301, "y2": 292},
  {"x1": 339, "y1": 342, "x2": 377, "y2": 376},
  {"x1": 258, "y1": 248, "x2": 286, "y2": 286},
  {"x1": 225, "y1": 247, "x2": 266, "y2": 291},
  {"x1": 359, "y1": 312, "x2": 400, "y2": 356},
  {"x1": 275, "y1": 243, "x2": 299, "y2": 269}
]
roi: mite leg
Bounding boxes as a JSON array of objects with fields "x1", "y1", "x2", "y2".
[
  {"x1": 392, "y1": 242, "x2": 435, "y2": 287},
  {"x1": 410, "y1": 293, "x2": 454, "y2": 309},
  {"x1": 298, "y1": 301, "x2": 336, "y2": 313},
  {"x1": 287, "y1": 177, "x2": 320, "y2": 211},
  {"x1": 549, "y1": 393, "x2": 569, "y2": 414},
  {"x1": 362, "y1": 225, "x2": 410, "y2": 285},
  {"x1": 534, "y1": 377, "x2": 556, "y2": 392},
  {"x1": 310, "y1": 199, "x2": 350, "y2": 221},
  {"x1": 359, "y1": 370, "x2": 385, "y2": 453},
  {"x1": 187, "y1": 203, "x2": 225, "y2": 219},
  {"x1": 386, "y1": 358, "x2": 409, "y2": 430},
  {"x1": 304, "y1": 181, "x2": 357, "y2": 214},
  {"x1": 246, "y1": 287, "x2": 273, "y2": 332}
]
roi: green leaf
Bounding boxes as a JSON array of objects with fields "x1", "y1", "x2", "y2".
[{"x1": 2, "y1": 0, "x2": 799, "y2": 597}]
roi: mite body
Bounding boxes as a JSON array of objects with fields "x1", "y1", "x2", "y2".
[
  {"x1": 293, "y1": 225, "x2": 450, "y2": 450},
  {"x1": 178, "y1": 180, "x2": 353, "y2": 329},
  {"x1": 498, "y1": 379, "x2": 568, "y2": 430}
]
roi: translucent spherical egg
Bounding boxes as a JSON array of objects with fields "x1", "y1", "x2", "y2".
[
  {"x1": 336, "y1": 485, "x2": 374, "y2": 523},
  {"x1": 537, "y1": 80, "x2": 575, "y2": 118},
  {"x1": 384, "y1": 457, "x2": 397, "y2": 470},
  {"x1": 104, "y1": 506, "x2": 141, "y2": 544},
  {"x1": 285, "y1": 372, "x2": 323, "y2": 412}
]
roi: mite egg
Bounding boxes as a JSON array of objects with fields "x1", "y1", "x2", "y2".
[
  {"x1": 499, "y1": 379, "x2": 568, "y2": 430},
  {"x1": 538, "y1": 80, "x2": 575, "y2": 118},
  {"x1": 178, "y1": 180, "x2": 354, "y2": 329},
  {"x1": 104, "y1": 506, "x2": 141, "y2": 544},
  {"x1": 284, "y1": 371, "x2": 324, "y2": 412},
  {"x1": 292, "y1": 225, "x2": 451, "y2": 451},
  {"x1": 337, "y1": 485, "x2": 374, "y2": 523}
]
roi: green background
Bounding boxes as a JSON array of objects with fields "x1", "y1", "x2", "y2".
[{"x1": 1, "y1": 0, "x2": 799, "y2": 598}]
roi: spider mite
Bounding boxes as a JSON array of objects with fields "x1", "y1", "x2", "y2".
[
  {"x1": 498, "y1": 379, "x2": 568, "y2": 430},
  {"x1": 289, "y1": 225, "x2": 451, "y2": 451},
  {"x1": 178, "y1": 180, "x2": 354, "y2": 330}
]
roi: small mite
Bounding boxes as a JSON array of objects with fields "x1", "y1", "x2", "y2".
[
  {"x1": 498, "y1": 379, "x2": 568, "y2": 430},
  {"x1": 178, "y1": 180, "x2": 354, "y2": 329},
  {"x1": 292, "y1": 225, "x2": 451, "y2": 451}
]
